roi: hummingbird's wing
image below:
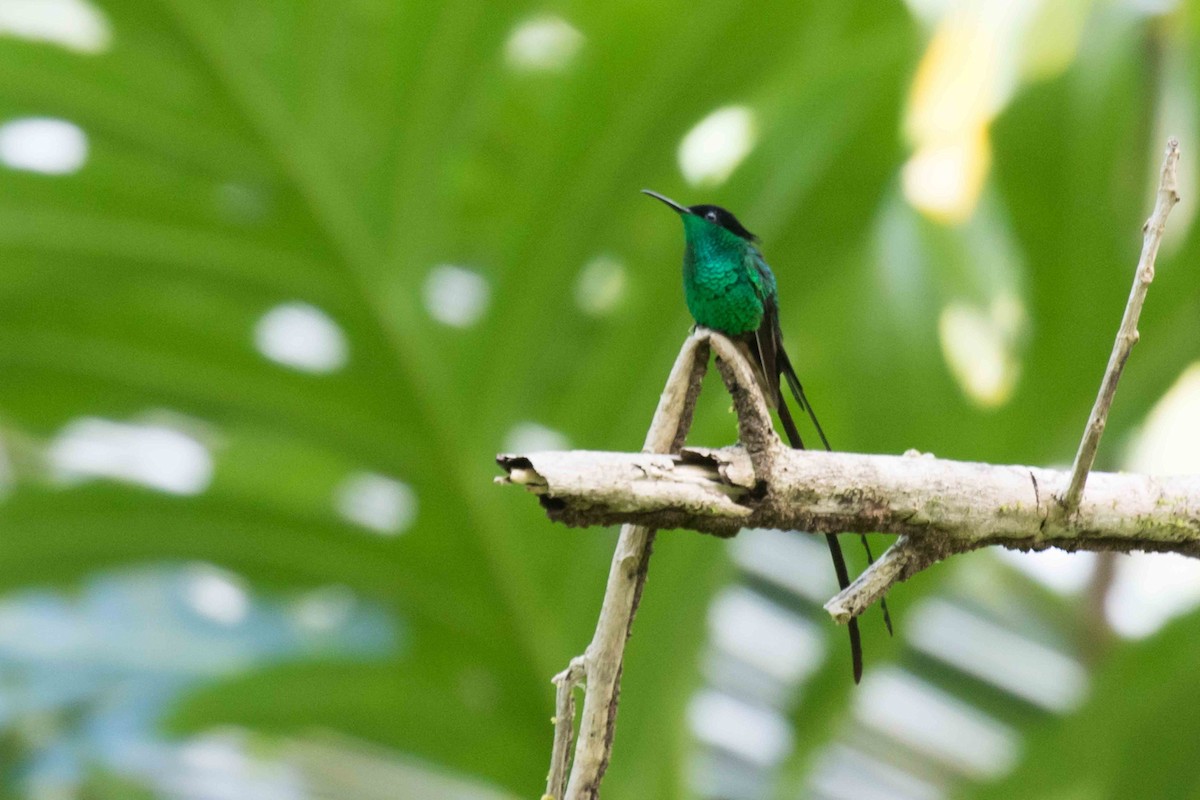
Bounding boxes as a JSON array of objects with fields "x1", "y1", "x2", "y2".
[{"x1": 743, "y1": 252, "x2": 780, "y2": 402}]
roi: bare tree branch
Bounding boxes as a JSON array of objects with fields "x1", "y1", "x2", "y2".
[
  {"x1": 533, "y1": 329, "x2": 795, "y2": 799},
  {"x1": 546, "y1": 332, "x2": 709, "y2": 800},
  {"x1": 499, "y1": 445, "x2": 1200, "y2": 552},
  {"x1": 1060, "y1": 138, "x2": 1181, "y2": 515}
]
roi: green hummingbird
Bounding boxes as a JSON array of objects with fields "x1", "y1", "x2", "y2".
[{"x1": 643, "y1": 189, "x2": 891, "y2": 683}]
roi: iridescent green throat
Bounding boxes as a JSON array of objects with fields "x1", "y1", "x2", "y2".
[{"x1": 681, "y1": 213, "x2": 766, "y2": 336}]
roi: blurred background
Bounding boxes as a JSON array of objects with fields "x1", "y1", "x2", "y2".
[{"x1": 1, "y1": 0, "x2": 1200, "y2": 797}]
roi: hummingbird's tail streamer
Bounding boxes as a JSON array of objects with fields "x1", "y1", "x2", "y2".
[
  {"x1": 778, "y1": 348, "x2": 895, "y2": 638},
  {"x1": 775, "y1": 397, "x2": 864, "y2": 683}
]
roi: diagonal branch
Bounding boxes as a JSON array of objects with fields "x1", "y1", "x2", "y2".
[
  {"x1": 533, "y1": 328, "x2": 793, "y2": 799},
  {"x1": 823, "y1": 536, "x2": 934, "y2": 624},
  {"x1": 543, "y1": 331, "x2": 710, "y2": 800},
  {"x1": 1060, "y1": 138, "x2": 1181, "y2": 515}
]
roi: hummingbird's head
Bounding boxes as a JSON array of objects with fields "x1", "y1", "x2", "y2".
[{"x1": 641, "y1": 189, "x2": 758, "y2": 242}]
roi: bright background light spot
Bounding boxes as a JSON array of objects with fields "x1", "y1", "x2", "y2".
[
  {"x1": 173, "y1": 731, "x2": 303, "y2": 800},
  {"x1": 938, "y1": 300, "x2": 1021, "y2": 408},
  {"x1": 0, "y1": 0, "x2": 111, "y2": 53},
  {"x1": 678, "y1": 105, "x2": 757, "y2": 187},
  {"x1": 707, "y1": 587, "x2": 824, "y2": 684},
  {"x1": 334, "y1": 472, "x2": 417, "y2": 535},
  {"x1": 254, "y1": 302, "x2": 348, "y2": 374},
  {"x1": 811, "y1": 744, "x2": 945, "y2": 800},
  {"x1": 184, "y1": 565, "x2": 250, "y2": 626},
  {"x1": 729, "y1": 529, "x2": 838, "y2": 604},
  {"x1": 902, "y1": 2, "x2": 1046, "y2": 222},
  {"x1": 0, "y1": 117, "x2": 88, "y2": 175},
  {"x1": 906, "y1": 15, "x2": 1004, "y2": 144},
  {"x1": 996, "y1": 548, "x2": 1096, "y2": 595},
  {"x1": 902, "y1": 130, "x2": 991, "y2": 223},
  {"x1": 903, "y1": 0, "x2": 954, "y2": 25},
  {"x1": 1126, "y1": 362, "x2": 1200, "y2": 474},
  {"x1": 574, "y1": 255, "x2": 627, "y2": 317},
  {"x1": 688, "y1": 689, "x2": 792, "y2": 767},
  {"x1": 49, "y1": 417, "x2": 213, "y2": 496},
  {"x1": 907, "y1": 599, "x2": 1087, "y2": 712},
  {"x1": 423, "y1": 265, "x2": 490, "y2": 328},
  {"x1": 293, "y1": 585, "x2": 356, "y2": 632},
  {"x1": 504, "y1": 15, "x2": 583, "y2": 72},
  {"x1": 1020, "y1": 0, "x2": 1089, "y2": 81},
  {"x1": 503, "y1": 421, "x2": 569, "y2": 453},
  {"x1": 1106, "y1": 553, "x2": 1200, "y2": 638},
  {"x1": 855, "y1": 667, "x2": 1018, "y2": 778},
  {"x1": 1124, "y1": 0, "x2": 1180, "y2": 14}
]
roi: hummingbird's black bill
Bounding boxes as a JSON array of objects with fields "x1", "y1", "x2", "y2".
[{"x1": 641, "y1": 189, "x2": 690, "y2": 215}]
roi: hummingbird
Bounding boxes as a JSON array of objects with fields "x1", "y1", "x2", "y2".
[{"x1": 643, "y1": 189, "x2": 890, "y2": 683}]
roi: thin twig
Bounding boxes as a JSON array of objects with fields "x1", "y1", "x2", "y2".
[
  {"x1": 1060, "y1": 138, "x2": 1181, "y2": 515},
  {"x1": 824, "y1": 537, "x2": 942, "y2": 624},
  {"x1": 545, "y1": 658, "x2": 584, "y2": 799}
]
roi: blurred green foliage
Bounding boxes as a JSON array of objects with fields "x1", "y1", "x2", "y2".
[{"x1": 2, "y1": 0, "x2": 1200, "y2": 797}]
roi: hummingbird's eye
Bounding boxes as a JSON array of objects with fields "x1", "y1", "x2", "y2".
[{"x1": 705, "y1": 210, "x2": 719, "y2": 222}]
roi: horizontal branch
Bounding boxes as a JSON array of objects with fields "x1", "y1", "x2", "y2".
[{"x1": 497, "y1": 446, "x2": 1200, "y2": 556}]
